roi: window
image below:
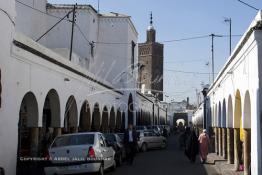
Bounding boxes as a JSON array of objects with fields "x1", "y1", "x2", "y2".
[
  {"x1": 99, "y1": 135, "x2": 106, "y2": 147},
  {"x1": 52, "y1": 134, "x2": 94, "y2": 148}
]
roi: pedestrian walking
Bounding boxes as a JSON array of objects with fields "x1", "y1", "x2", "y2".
[
  {"x1": 184, "y1": 129, "x2": 199, "y2": 163},
  {"x1": 198, "y1": 129, "x2": 210, "y2": 164},
  {"x1": 163, "y1": 126, "x2": 168, "y2": 138},
  {"x1": 124, "y1": 124, "x2": 138, "y2": 165}
]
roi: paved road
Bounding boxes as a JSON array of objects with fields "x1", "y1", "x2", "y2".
[{"x1": 107, "y1": 134, "x2": 219, "y2": 175}]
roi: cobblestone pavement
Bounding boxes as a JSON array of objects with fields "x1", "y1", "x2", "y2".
[{"x1": 107, "y1": 134, "x2": 219, "y2": 175}]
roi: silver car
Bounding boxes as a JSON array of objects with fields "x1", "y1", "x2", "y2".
[
  {"x1": 44, "y1": 132, "x2": 116, "y2": 175},
  {"x1": 137, "y1": 130, "x2": 167, "y2": 152}
]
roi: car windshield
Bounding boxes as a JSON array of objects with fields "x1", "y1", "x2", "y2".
[
  {"x1": 117, "y1": 133, "x2": 124, "y2": 141},
  {"x1": 52, "y1": 134, "x2": 94, "y2": 148},
  {"x1": 104, "y1": 134, "x2": 116, "y2": 142}
]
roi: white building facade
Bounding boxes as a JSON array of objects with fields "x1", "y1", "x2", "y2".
[
  {"x1": 0, "y1": 1, "x2": 167, "y2": 174},
  {"x1": 192, "y1": 11, "x2": 262, "y2": 175}
]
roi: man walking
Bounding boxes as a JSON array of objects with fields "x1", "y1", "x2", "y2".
[{"x1": 124, "y1": 124, "x2": 138, "y2": 165}]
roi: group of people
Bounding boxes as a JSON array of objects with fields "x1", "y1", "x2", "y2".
[{"x1": 181, "y1": 127, "x2": 210, "y2": 164}]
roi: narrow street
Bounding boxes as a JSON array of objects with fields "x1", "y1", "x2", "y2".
[{"x1": 108, "y1": 134, "x2": 219, "y2": 175}]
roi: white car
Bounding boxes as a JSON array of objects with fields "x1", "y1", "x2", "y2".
[{"x1": 44, "y1": 132, "x2": 116, "y2": 175}]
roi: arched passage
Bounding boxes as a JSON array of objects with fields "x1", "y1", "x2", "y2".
[
  {"x1": 227, "y1": 95, "x2": 233, "y2": 128},
  {"x1": 243, "y1": 91, "x2": 251, "y2": 128},
  {"x1": 227, "y1": 94, "x2": 234, "y2": 164},
  {"x1": 121, "y1": 112, "x2": 126, "y2": 131},
  {"x1": 233, "y1": 90, "x2": 243, "y2": 170},
  {"x1": 39, "y1": 89, "x2": 60, "y2": 157},
  {"x1": 91, "y1": 103, "x2": 101, "y2": 131},
  {"x1": 17, "y1": 92, "x2": 39, "y2": 174},
  {"x1": 79, "y1": 100, "x2": 91, "y2": 132},
  {"x1": 101, "y1": 106, "x2": 109, "y2": 132},
  {"x1": 116, "y1": 110, "x2": 121, "y2": 131},
  {"x1": 215, "y1": 104, "x2": 218, "y2": 127},
  {"x1": 218, "y1": 102, "x2": 222, "y2": 127},
  {"x1": 109, "y1": 107, "x2": 116, "y2": 132},
  {"x1": 243, "y1": 91, "x2": 251, "y2": 174},
  {"x1": 128, "y1": 94, "x2": 134, "y2": 125},
  {"x1": 64, "y1": 96, "x2": 78, "y2": 133},
  {"x1": 221, "y1": 99, "x2": 227, "y2": 159},
  {"x1": 222, "y1": 99, "x2": 226, "y2": 127}
]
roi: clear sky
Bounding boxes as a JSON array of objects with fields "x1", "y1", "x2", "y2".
[{"x1": 48, "y1": 0, "x2": 262, "y2": 104}]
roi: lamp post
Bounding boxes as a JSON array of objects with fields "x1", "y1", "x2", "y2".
[{"x1": 210, "y1": 34, "x2": 222, "y2": 83}]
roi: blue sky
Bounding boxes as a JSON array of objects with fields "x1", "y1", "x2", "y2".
[{"x1": 48, "y1": 0, "x2": 262, "y2": 104}]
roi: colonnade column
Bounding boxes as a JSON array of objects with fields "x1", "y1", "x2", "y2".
[
  {"x1": 53, "y1": 127, "x2": 62, "y2": 137},
  {"x1": 234, "y1": 128, "x2": 240, "y2": 171},
  {"x1": 30, "y1": 127, "x2": 39, "y2": 156},
  {"x1": 219, "y1": 127, "x2": 223, "y2": 156},
  {"x1": 215, "y1": 127, "x2": 219, "y2": 155},
  {"x1": 222, "y1": 127, "x2": 227, "y2": 159},
  {"x1": 227, "y1": 128, "x2": 234, "y2": 164},
  {"x1": 243, "y1": 129, "x2": 251, "y2": 175}
]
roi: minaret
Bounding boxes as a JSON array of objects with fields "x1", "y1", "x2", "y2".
[
  {"x1": 138, "y1": 11, "x2": 164, "y2": 101},
  {"x1": 146, "y1": 12, "x2": 156, "y2": 43}
]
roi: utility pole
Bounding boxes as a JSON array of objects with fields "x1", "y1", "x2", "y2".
[
  {"x1": 69, "y1": 4, "x2": 77, "y2": 61},
  {"x1": 224, "y1": 18, "x2": 232, "y2": 55},
  {"x1": 210, "y1": 34, "x2": 222, "y2": 83}
]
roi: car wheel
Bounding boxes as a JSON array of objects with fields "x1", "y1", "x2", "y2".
[
  {"x1": 97, "y1": 164, "x2": 104, "y2": 175},
  {"x1": 141, "y1": 143, "x2": 147, "y2": 152}
]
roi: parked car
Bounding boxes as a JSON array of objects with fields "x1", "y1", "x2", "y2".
[
  {"x1": 146, "y1": 125, "x2": 162, "y2": 135},
  {"x1": 44, "y1": 132, "x2": 116, "y2": 175},
  {"x1": 116, "y1": 133, "x2": 124, "y2": 141},
  {"x1": 137, "y1": 130, "x2": 167, "y2": 152},
  {"x1": 104, "y1": 133, "x2": 126, "y2": 166}
]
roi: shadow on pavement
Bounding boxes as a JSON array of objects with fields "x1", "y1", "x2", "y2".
[{"x1": 107, "y1": 134, "x2": 219, "y2": 175}]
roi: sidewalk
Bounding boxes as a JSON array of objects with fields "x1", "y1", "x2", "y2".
[{"x1": 206, "y1": 153, "x2": 244, "y2": 175}]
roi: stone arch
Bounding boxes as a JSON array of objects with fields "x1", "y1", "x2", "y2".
[
  {"x1": 44, "y1": 89, "x2": 60, "y2": 127},
  {"x1": 121, "y1": 112, "x2": 126, "y2": 131},
  {"x1": 109, "y1": 107, "x2": 116, "y2": 132},
  {"x1": 17, "y1": 92, "x2": 39, "y2": 173},
  {"x1": 211, "y1": 106, "x2": 215, "y2": 126},
  {"x1": 243, "y1": 91, "x2": 251, "y2": 129},
  {"x1": 215, "y1": 104, "x2": 218, "y2": 127},
  {"x1": 79, "y1": 100, "x2": 91, "y2": 132},
  {"x1": 91, "y1": 103, "x2": 101, "y2": 131},
  {"x1": 64, "y1": 95, "x2": 78, "y2": 133},
  {"x1": 128, "y1": 93, "x2": 134, "y2": 125},
  {"x1": 39, "y1": 89, "x2": 60, "y2": 156},
  {"x1": 233, "y1": 90, "x2": 244, "y2": 171},
  {"x1": 218, "y1": 102, "x2": 222, "y2": 127},
  {"x1": 101, "y1": 106, "x2": 109, "y2": 132},
  {"x1": 234, "y1": 90, "x2": 242, "y2": 128},
  {"x1": 222, "y1": 99, "x2": 226, "y2": 127},
  {"x1": 116, "y1": 109, "x2": 121, "y2": 131},
  {"x1": 227, "y1": 95, "x2": 233, "y2": 128},
  {"x1": 17, "y1": 92, "x2": 39, "y2": 156}
]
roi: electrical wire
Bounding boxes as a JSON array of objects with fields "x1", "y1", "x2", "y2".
[
  {"x1": 75, "y1": 23, "x2": 92, "y2": 45},
  {"x1": 0, "y1": 8, "x2": 15, "y2": 25},
  {"x1": 16, "y1": 0, "x2": 71, "y2": 22},
  {"x1": 15, "y1": 0, "x2": 243, "y2": 46},
  {"x1": 165, "y1": 69, "x2": 217, "y2": 75}
]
